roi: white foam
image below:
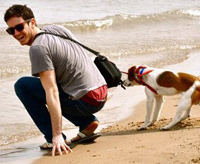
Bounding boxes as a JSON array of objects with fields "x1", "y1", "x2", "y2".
[{"x1": 164, "y1": 50, "x2": 200, "y2": 76}]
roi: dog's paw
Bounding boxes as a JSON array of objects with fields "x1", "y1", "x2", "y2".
[
  {"x1": 160, "y1": 126, "x2": 170, "y2": 131},
  {"x1": 137, "y1": 126, "x2": 147, "y2": 131},
  {"x1": 148, "y1": 122, "x2": 155, "y2": 127}
]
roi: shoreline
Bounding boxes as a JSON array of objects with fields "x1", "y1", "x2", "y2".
[{"x1": 1, "y1": 51, "x2": 200, "y2": 164}]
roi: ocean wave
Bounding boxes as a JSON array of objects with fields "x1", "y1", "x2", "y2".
[
  {"x1": 0, "y1": 123, "x2": 40, "y2": 146},
  {"x1": 0, "y1": 66, "x2": 30, "y2": 79},
  {"x1": 59, "y1": 8, "x2": 200, "y2": 31},
  {"x1": 175, "y1": 9, "x2": 200, "y2": 16}
]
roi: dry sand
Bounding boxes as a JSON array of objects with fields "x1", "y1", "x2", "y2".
[{"x1": 31, "y1": 95, "x2": 200, "y2": 164}]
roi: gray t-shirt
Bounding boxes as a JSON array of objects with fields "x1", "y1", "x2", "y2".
[{"x1": 30, "y1": 25, "x2": 106, "y2": 100}]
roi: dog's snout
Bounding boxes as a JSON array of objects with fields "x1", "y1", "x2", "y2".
[{"x1": 123, "y1": 79, "x2": 131, "y2": 87}]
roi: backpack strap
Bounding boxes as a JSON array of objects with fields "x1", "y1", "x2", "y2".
[
  {"x1": 34, "y1": 31, "x2": 125, "y2": 89},
  {"x1": 34, "y1": 32, "x2": 100, "y2": 56}
]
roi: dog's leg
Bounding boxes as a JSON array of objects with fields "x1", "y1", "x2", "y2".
[
  {"x1": 138, "y1": 89, "x2": 154, "y2": 130},
  {"x1": 161, "y1": 93, "x2": 192, "y2": 130},
  {"x1": 181, "y1": 88, "x2": 200, "y2": 120},
  {"x1": 161, "y1": 81, "x2": 199, "y2": 130},
  {"x1": 180, "y1": 107, "x2": 191, "y2": 120},
  {"x1": 149, "y1": 95, "x2": 164, "y2": 126}
]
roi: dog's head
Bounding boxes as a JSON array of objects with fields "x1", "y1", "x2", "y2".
[{"x1": 123, "y1": 66, "x2": 138, "y2": 87}]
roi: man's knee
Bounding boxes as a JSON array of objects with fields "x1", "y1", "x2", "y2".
[{"x1": 14, "y1": 76, "x2": 29, "y2": 95}]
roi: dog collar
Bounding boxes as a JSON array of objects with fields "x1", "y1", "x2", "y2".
[{"x1": 134, "y1": 66, "x2": 158, "y2": 94}]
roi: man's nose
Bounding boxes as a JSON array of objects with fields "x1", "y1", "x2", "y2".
[{"x1": 13, "y1": 29, "x2": 21, "y2": 36}]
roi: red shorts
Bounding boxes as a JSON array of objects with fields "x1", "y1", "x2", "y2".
[{"x1": 80, "y1": 85, "x2": 107, "y2": 106}]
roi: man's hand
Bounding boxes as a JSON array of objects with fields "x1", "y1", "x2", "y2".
[
  {"x1": 39, "y1": 70, "x2": 72, "y2": 156},
  {"x1": 51, "y1": 134, "x2": 72, "y2": 156}
]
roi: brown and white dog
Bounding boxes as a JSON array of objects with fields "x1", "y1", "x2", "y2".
[{"x1": 123, "y1": 65, "x2": 200, "y2": 130}]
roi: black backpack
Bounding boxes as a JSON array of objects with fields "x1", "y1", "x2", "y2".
[
  {"x1": 35, "y1": 32, "x2": 125, "y2": 89},
  {"x1": 94, "y1": 55, "x2": 124, "y2": 88}
]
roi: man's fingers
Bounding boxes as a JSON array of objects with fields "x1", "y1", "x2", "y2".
[
  {"x1": 60, "y1": 145, "x2": 68, "y2": 155},
  {"x1": 51, "y1": 145, "x2": 62, "y2": 156},
  {"x1": 51, "y1": 144, "x2": 72, "y2": 156},
  {"x1": 51, "y1": 146, "x2": 56, "y2": 156},
  {"x1": 61, "y1": 143, "x2": 73, "y2": 154},
  {"x1": 56, "y1": 145, "x2": 63, "y2": 156},
  {"x1": 65, "y1": 143, "x2": 73, "y2": 153}
]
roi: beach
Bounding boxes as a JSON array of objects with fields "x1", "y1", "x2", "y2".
[
  {"x1": 1, "y1": 1, "x2": 200, "y2": 163},
  {"x1": 30, "y1": 51, "x2": 200, "y2": 164},
  {"x1": 1, "y1": 51, "x2": 199, "y2": 164}
]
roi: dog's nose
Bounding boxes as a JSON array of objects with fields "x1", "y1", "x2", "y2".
[{"x1": 123, "y1": 80, "x2": 131, "y2": 86}]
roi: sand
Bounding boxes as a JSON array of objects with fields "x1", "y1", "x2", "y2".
[
  {"x1": 31, "y1": 94, "x2": 200, "y2": 164},
  {"x1": 2, "y1": 51, "x2": 200, "y2": 164}
]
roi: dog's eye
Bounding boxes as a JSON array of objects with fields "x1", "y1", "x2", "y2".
[{"x1": 128, "y1": 75, "x2": 134, "y2": 81}]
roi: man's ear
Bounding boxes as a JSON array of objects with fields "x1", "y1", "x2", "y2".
[{"x1": 30, "y1": 18, "x2": 37, "y2": 27}]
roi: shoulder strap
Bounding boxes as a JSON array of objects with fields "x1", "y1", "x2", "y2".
[{"x1": 34, "y1": 32, "x2": 100, "y2": 56}]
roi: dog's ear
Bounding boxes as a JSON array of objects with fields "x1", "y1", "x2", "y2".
[{"x1": 128, "y1": 66, "x2": 136, "y2": 81}]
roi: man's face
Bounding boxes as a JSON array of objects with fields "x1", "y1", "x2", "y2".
[{"x1": 6, "y1": 16, "x2": 33, "y2": 46}]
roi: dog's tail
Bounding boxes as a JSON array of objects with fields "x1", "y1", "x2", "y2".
[
  {"x1": 196, "y1": 80, "x2": 200, "y2": 91},
  {"x1": 192, "y1": 81, "x2": 200, "y2": 105}
]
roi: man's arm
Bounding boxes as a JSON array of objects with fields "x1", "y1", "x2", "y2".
[{"x1": 39, "y1": 70, "x2": 72, "y2": 156}]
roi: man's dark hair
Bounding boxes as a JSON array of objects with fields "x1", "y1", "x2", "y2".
[{"x1": 4, "y1": 4, "x2": 35, "y2": 22}]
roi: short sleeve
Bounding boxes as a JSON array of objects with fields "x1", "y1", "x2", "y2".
[{"x1": 30, "y1": 45, "x2": 54, "y2": 76}]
